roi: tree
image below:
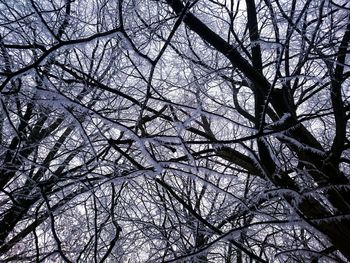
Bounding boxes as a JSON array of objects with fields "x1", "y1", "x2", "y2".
[{"x1": 0, "y1": 0, "x2": 350, "y2": 262}]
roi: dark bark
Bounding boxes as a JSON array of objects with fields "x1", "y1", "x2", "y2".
[{"x1": 164, "y1": 0, "x2": 350, "y2": 260}]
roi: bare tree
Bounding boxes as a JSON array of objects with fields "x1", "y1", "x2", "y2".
[{"x1": 1, "y1": 0, "x2": 350, "y2": 262}]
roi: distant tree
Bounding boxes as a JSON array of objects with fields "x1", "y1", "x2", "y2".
[{"x1": 0, "y1": 0, "x2": 350, "y2": 262}]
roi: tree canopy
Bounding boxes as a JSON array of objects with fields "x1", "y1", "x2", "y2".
[{"x1": 0, "y1": 0, "x2": 350, "y2": 262}]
